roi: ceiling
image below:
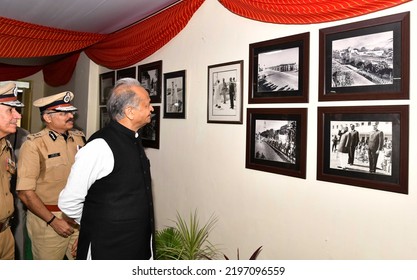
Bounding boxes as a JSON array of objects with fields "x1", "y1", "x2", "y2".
[{"x1": 0, "y1": 0, "x2": 181, "y2": 34}]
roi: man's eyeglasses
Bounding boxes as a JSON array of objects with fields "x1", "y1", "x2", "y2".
[{"x1": 46, "y1": 111, "x2": 77, "y2": 117}]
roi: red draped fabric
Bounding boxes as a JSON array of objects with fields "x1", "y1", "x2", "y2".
[
  {"x1": 43, "y1": 53, "x2": 80, "y2": 87},
  {"x1": 0, "y1": 63, "x2": 42, "y2": 81},
  {"x1": 85, "y1": 0, "x2": 205, "y2": 69},
  {"x1": 0, "y1": 17, "x2": 106, "y2": 57},
  {"x1": 218, "y1": 0, "x2": 411, "y2": 24},
  {"x1": 0, "y1": 0, "x2": 411, "y2": 86}
]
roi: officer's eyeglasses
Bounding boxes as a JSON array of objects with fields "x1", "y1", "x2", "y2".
[{"x1": 46, "y1": 111, "x2": 77, "y2": 117}]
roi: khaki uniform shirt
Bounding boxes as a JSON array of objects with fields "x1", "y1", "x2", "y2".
[
  {"x1": 0, "y1": 137, "x2": 14, "y2": 221},
  {"x1": 16, "y1": 128, "x2": 85, "y2": 205}
]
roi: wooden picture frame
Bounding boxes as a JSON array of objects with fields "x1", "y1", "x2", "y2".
[
  {"x1": 116, "y1": 67, "x2": 136, "y2": 80},
  {"x1": 163, "y1": 70, "x2": 186, "y2": 119},
  {"x1": 318, "y1": 12, "x2": 410, "y2": 101},
  {"x1": 249, "y1": 32, "x2": 309, "y2": 103},
  {"x1": 99, "y1": 106, "x2": 110, "y2": 129},
  {"x1": 317, "y1": 105, "x2": 409, "y2": 194},
  {"x1": 138, "y1": 60, "x2": 162, "y2": 103},
  {"x1": 207, "y1": 60, "x2": 243, "y2": 124},
  {"x1": 246, "y1": 108, "x2": 307, "y2": 179},
  {"x1": 99, "y1": 71, "x2": 115, "y2": 105},
  {"x1": 141, "y1": 106, "x2": 160, "y2": 149}
]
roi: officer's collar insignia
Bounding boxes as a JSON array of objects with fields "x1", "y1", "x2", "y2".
[{"x1": 49, "y1": 131, "x2": 57, "y2": 141}]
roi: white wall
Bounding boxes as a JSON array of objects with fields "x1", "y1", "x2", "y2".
[{"x1": 96, "y1": 0, "x2": 416, "y2": 259}]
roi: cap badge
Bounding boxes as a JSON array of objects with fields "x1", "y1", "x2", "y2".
[
  {"x1": 63, "y1": 92, "x2": 71, "y2": 103},
  {"x1": 13, "y1": 86, "x2": 18, "y2": 97}
]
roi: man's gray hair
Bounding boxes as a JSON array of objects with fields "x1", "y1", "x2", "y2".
[{"x1": 107, "y1": 78, "x2": 142, "y2": 121}]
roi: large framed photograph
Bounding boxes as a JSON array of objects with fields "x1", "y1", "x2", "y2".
[
  {"x1": 207, "y1": 60, "x2": 243, "y2": 124},
  {"x1": 141, "y1": 106, "x2": 160, "y2": 149},
  {"x1": 138, "y1": 60, "x2": 162, "y2": 103},
  {"x1": 249, "y1": 32, "x2": 309, "y2": 103},
  {"x1": 116, "y1": 66, "x2": 136, "y2": 80},
  {"x1": 319, "y1": 12, "x2": 410, "y2": 101},
  {"x1": 317, "y1": 105, "x2": 409, "y2": 194},
  {"x1": 99, "y1": 106, "x2": 110, "y2": 129},
  {"x1": 246, "y1": 108, "x2": 307, "y2": 179},
  {"x1": 163, "y1": 70, "x2": 186, "y2": 119},
  {"x1": 99, "y1": 71, "x2": 115, "y2": 105}
]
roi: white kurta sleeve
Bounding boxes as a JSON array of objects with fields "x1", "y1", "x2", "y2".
[{"x1": 58, "y1": 138, "x2": 114, "y2": 224}]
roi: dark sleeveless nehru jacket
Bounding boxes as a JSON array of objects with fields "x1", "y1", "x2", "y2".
[{"x1": 77, "y1": 120, "x2": 155, "y2": 260}]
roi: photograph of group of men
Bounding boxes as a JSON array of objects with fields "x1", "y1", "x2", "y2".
[{"x1": 330, "y1": 120, "x2": 392, "y2": 175}]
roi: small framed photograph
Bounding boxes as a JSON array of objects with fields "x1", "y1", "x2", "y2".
[
  {"x1": 319, "y1": 12, "x2": 409, "y2": 101},
  {"x1": 249, "y1": 32, "x2": 309, "y2": 103},
  {"x1": 99, "y1": 106, "x2": 110, "y2": 129},
  {"x1": 99, "y1": 71, "x2": 115, "y2": 105},
  {"x1": 116, "y1": 67, "x2": 136, "y2": 80},
  {"x1": 317, "y1": 105, "x2": 409, "y2": 194},
  {"x1": 246, "y1": 108, "x2": 307, "y2": 179},
  {"x1": 207, "y1": 60, "x2": 243, "y2": 124},
  {"x1": 141, "y1": 106, "x2": 160, "y2": 149},
  {"x1": 163, "y1": 70, "x2": 186, "y2": 119},
  {"x1": 138, "y1": 60, "x2": 162, "y2": 103}
]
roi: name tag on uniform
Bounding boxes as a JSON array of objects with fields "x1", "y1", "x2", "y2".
[{"x1": 48, "y1": 153, "x2": 61, "y2": 158}]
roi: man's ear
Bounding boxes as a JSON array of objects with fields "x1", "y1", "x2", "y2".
[
  {"x1": 125, "y1": 106, "x2": 134, "y2": 120},
  {"x1": 42, "y1": 113, "x2": 52, "y2": 124}
]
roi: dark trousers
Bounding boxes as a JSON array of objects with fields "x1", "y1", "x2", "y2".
[
  {"x1": 368, "y1": 150, "x2": 379, "y2": 172},
  {"x1": 348, "y1": 146, "x2": 356, "y2": 164}
]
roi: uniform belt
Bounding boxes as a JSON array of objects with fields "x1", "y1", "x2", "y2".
[
  {"x1": 45, "y1": 205, "x2": 61, "y2": 212},
  {"x1": 0, "y1": 216, "x2": 12, "y2": 233}
]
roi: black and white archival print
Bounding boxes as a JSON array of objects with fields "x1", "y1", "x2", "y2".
[
  {"x1": 246, "y1": 108, "x2": 307, "y2": 179},
  {"x1": 207, "y1": 60, "x2": 243, "y2": 124},
  {"x1": 257, "y1": 47, "x2": 299, "y2": 92},
  {"x1": 166, "y1": 77, "x2": 183, "y2": 113},
  {"x1": 329, "y1": 120, "x2": 393, "y2": 176},
  {"x1": 140, "y1": 69, "x2": 158, "y2": 97},
  {"x1": 331, "y1": 31, "x2": 394, "y2": 88},
  {"x1": 249, "y1": 32, "x2": 309, "y2": 103},
  {"x1": 254, "y1": 119, "x2": 297, "y2": 165},
  {"x1": 138, "y1": 60, "x2": 162, "y2": 103}
]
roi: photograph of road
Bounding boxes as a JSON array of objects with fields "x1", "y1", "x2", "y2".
[
  {"x1": 331, "y1": 31, "x2": 394, "y2": 88},
  {"x1": 254, "y1": 119, "x2": 296, "y2": 164},
  {"x1": 257, "y1": 47, "x2": 299, "y2": 92}
]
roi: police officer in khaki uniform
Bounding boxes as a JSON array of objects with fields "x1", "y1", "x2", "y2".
[
  {"x1": 0, "y1": 82, "x2": 24, "y2": 260},
  {"x1": 17, "y1": 91, "x2": 85, "y2": 260}
]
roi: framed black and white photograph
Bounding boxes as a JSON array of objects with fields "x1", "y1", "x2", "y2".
[
  {"x1": 319, "y1": 12, "x2": 409, "y2": 101},
  {"x1": 99, "y1": 71, "x2": 115, "y2": 105},
  {"x1": 249, "y1": 32, "x2": 309, "y2": 103},
  {"x1": 138, "y1": 60, "x2": 162, "y2": 103},
  {"x1": 246, "y1": 108, "x2": 307, "y2": 179},
  {"x1": 317, "y1": 105, "x2": 409, "y2": 194},
  {"x1": 163, "y1": 70, "x2": 186, "y2": 119},
  {"x1": 116, "y1": 67, "x2": 136, "y2": 80},
  {"x1": 207, "y1": 60, "x2": 243, "y2": 124},
  {"x1": 99, "y1": 106, "x2": 110, "y2": 129},
  {"x1": 141, "y1": 106, "x2": 160, "y2": 149}
]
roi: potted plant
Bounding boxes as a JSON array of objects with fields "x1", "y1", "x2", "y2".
[{"x1": 155, "y1": 210, "x2": 219, "y2": 260}]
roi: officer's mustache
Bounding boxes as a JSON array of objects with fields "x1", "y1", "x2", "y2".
[{"x1": 66, "y1": 118, "x2": 75, "y2": 123}]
